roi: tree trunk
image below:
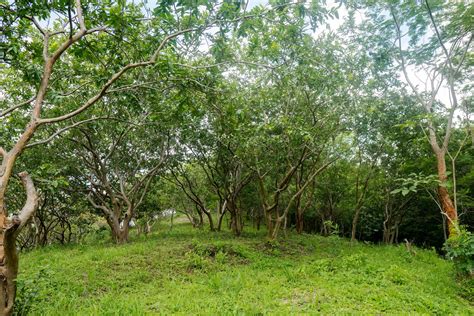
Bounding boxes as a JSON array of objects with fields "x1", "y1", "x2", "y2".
[
  {"x1": 197, "y1": 208, "x2": 204, "y2": 227},
  {"x1": 227, "y1": 199, "x2": 243, "y2": 236},
  {"x1": 108, "y1": 217, "x2": 129, "y2": 244},
  {"x1": 351, "y1": 207, "x2": 361, "y2": 242},
  {"x1": 112, "y1": 228, "x2": 129, "y2": 244},
  {"x1": 270, "y1": 218, "x2": 282, "y2": 240},
  {"x1": 256, "y1": 208, "x2": 261, "y2": 231},
  {"x1": 203, "y1": 210, "x2": 215, "y2": 232},
  {"x1": 0, "y1": 211, "x2": 19, "y2": 316},
  {"x1": 265, "y1": 212, "x2": 273, "y2": 239},
  {"x1": 294, "y1": 178, "x2": 305, "y2": 234},
  {"x1": 435, "y1": 152, "x2": 458, "y2": 236},
  {"x1": 295, "y1": 210, "x2": 304, "y2": 234},
  {"x1": 217, "y1": 212, "x2": 225, "y2": 231},
  {"x1": 0, "y1": 171, "x2": 38, "y2": 315},
  {"x1": 230, "y1": 213, "x2": 242, "y2": 236},
  {"x1": 216, "y1": 201, "x2": 225, "y2": 232}
]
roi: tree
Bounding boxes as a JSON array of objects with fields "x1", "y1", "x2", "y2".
[
  {"x1": 0, "y1": 0, "x2": 243, "y2": 311},
  {"x1": 74, "y1": 119, "x2": 167, "y2": 244},
  {"x1": 360, "y1": 0, "x2": 473, "y2": 237}
]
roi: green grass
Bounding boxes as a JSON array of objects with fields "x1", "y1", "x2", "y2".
[{"x1": 17, "y1": 222, "x2": 473, "y2": 315}]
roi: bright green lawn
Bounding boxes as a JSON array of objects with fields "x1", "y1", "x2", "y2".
[{"x1": 17, "y1": 222, "x2": 473, "y2": 315}]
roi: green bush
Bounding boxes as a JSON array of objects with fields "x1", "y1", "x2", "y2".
[
  {"x1": 443, "y1": 226, "x2": 474, "y2": 277},
  {"x1": 14, "y1": 266, "x2": 54, "y2": 315}
]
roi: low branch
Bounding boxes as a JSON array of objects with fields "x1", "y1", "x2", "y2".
[
  {"x1": 87, "y1": 194, "x2": 112, "y2": 215},
  {"x1": 16, "y1": 172, "x2": 39, "y2": 231}
]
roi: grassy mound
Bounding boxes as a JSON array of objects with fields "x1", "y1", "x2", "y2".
[{"x1": 16, "y1": 223, "x2": 473, "y2": 315}]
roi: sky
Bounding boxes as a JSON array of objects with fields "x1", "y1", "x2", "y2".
[{"x1": 245, "y1": 0, "x2": 454, "y2": 112}]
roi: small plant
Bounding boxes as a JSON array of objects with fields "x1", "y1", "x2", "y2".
[
  {"x1": 215, "y1": 251, "x2": 228, "y2": 265},
  {"x1": 443, "y1": 226, "x2": 474, "y2": 277},
  {"x1": 323, "y1": 220, "x2": 340, "y2": 236},
  {"x1": 263, "y1": 239, "x2": 281, "y2": 256},
  {"x1": 189, "y1": 241, "x2": 249, "y2": 259},
  {"x1": 183, "y1": 251, "x2": 208, "y2": 271},
  {"x1": 14, "y1": 266, "x2": 54, "y2": 316}
]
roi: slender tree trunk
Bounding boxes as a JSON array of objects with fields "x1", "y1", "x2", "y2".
[
  {"x1": 217, "y1": 213, "x2": 225, "y2": 231},
  {"x1": 295, "y1": 211, "x2": 304, "y2": 234},
  {"x1": 351, "y1": 206, "x2": 361, "y2": 242},
  {"x1": 169, "y1": 212, "x2": 174, "y2": 232},
  {"x1": 265, "y1": 212, "x2": 273, "y2": 239},
  {"x1": 197, "y1": 209, "x2": 204, "y2": 227},
  {"x1": 383, "y1": 195, "x2": 391, "y2": 244},
  {"x1": 270, "y1": 218, "x2": 282, "y2": 240},
  {"x1": 203, "y1": 210, "x2": 215, "y2": 232},
  {"x1": 256, "y1": 208, "x2": 261, "y2": 231},
  {"x1": 229, "y1": 201, "x2": 242, "y2": 236},
  {"x1": 216, "y1": 200, "x2": 226, "y2": 231},
  {"x1": 435, "y1": 152, "x2": 458, "y2": 236}
]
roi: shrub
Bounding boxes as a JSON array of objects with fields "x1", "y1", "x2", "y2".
[
  {"x1": 14, "y1": 266, "x2": 54, "y2": 315},
  {"x1": 443, "y1": 226, "x2": 474, "y2": 277},
  {"x1": 322, "y1": 220, "x2": 340, "y2": 236},
  {"x1": 183, "y1": 251, "x2": 209, "y2": 270}
]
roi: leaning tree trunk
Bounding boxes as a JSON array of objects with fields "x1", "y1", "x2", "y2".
[
  {"x1": 270, "y1": 217, "x2": 284, "y2": 240},
  {"x1": 435, "y1": 152, "x2": 458, "y2": 236},
  {"x1": 203, "y1": 209, "x2": 215, "y2": 232},
  {"x1": 217, "y1": 213, "x2": 225, "y2": 232},
  {"x1": 216, "y1": 201, "x2": 227, "y2": 232}
]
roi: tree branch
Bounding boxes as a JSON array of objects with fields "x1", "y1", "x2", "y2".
[
  {"x1": 0, "y1": 96, "x2": 36, "y2": 118},
  {"x1": 16, "y1": 172, "x2": 39, "y2": 231},
  {"x1": 75, "y1": 0, "x2": 86, "y2": 32},
  {"x1": 25, "y1": 116, "x2": 108, "y2": 148}
]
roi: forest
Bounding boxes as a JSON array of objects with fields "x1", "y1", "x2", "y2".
[{"x1": 0, "y1": 0, "x2": 473, "y2": 314}]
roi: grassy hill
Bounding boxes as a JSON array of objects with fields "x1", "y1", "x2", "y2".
[{"x1": 16, "y1": 222, "x2": 473, "y2": 315}]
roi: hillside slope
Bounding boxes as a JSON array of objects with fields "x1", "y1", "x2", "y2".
[{"x1": 17, "y1": 224, "x2": 473, "y2": 315}]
